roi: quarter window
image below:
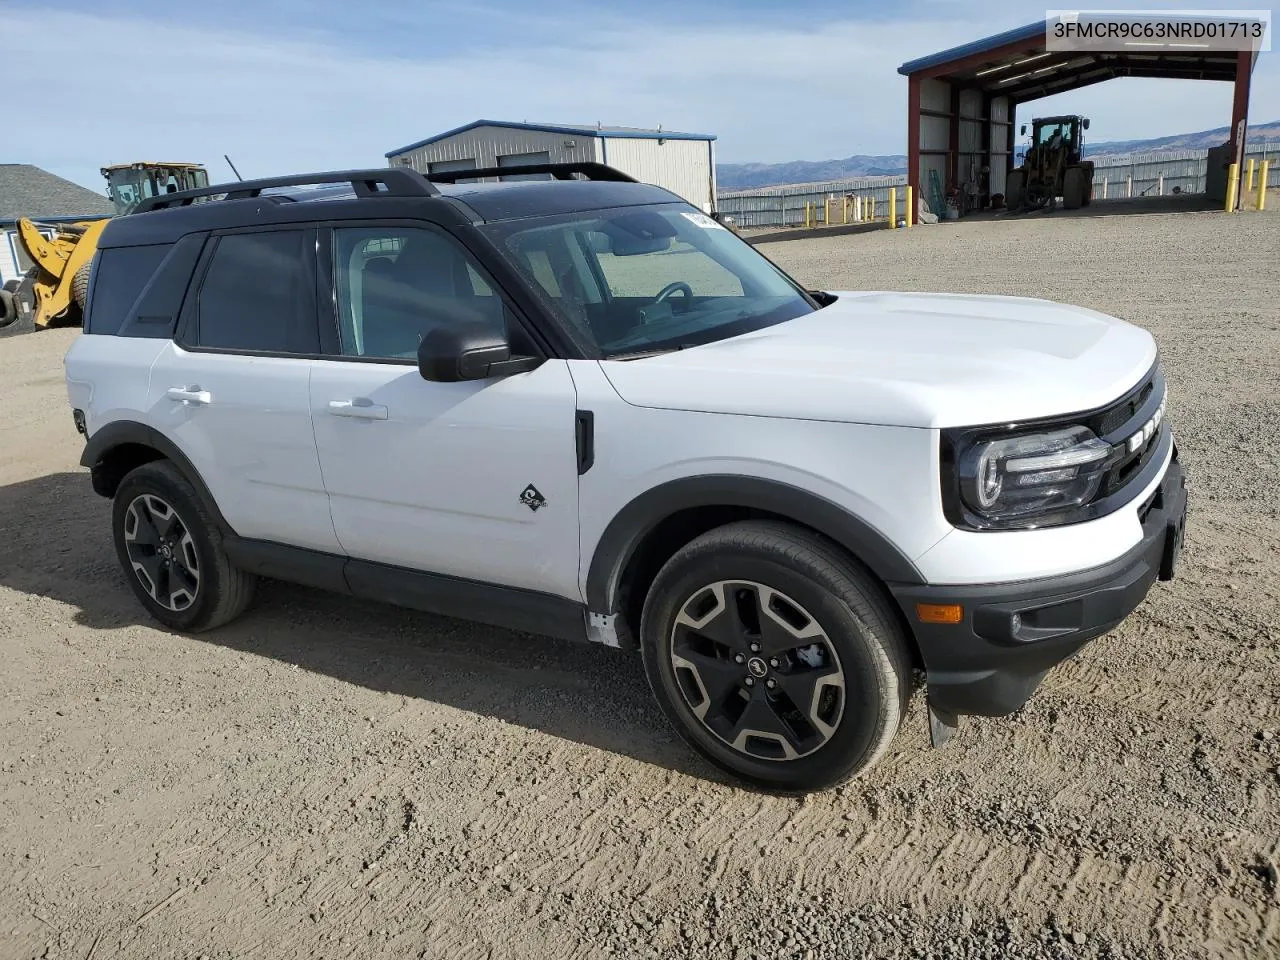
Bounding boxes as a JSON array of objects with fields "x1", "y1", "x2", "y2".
[
  {"x1": 195, "y1": 230, "x2": 315, "y2": 353},
  {"x1": 85, "y1": 244, "x2": 169, "y2": 335},
  {"x1": 330, "y1": 226, "x2": 508, "y2": 361}
]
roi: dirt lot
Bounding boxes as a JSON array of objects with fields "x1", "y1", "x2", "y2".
[{"x1": 2, "y1": 206, "x2": 1278, "y2": 960}]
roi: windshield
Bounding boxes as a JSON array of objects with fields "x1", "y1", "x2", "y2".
[
  {"x1": 481, "y1": 204, "x2": 818, "y2": 357},
  {"x1": 105, "y1": 167, "x2": 210, "y2": 215}
]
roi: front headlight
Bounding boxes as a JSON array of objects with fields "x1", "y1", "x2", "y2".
[{"x1": 956, "y1": 426, "x2": 1113, "y2": 527}]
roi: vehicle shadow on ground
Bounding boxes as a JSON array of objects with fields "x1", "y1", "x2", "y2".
[{"x1": 0, "y1": 471, "x2": 719, "y2": 784}]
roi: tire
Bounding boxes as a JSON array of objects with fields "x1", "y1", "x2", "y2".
[
  {"x1": 1005, "y1": 170, "x2": 1025, "y2": 211},
  {"x1": 71, "y1": 261, "x2": 92, "y2": 311},
  {"x1": 111, "y1": 460, "x2": 256, "y2": 632},
  {"x1": 1063, "y1": 167, "x2": 1087, "y2": 210},
  {"x1": 0, "y1": 290, "x2": 14, "y2": 329},
  {"x1": 639, "y1": 520, "x2": 911, "y2": 794}
]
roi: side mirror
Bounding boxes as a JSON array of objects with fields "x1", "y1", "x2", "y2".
[
  {"x1": 416, "y1": 322, "x2": 541, "y2": 382},
  {"x1": 1020, "y1": 125, "x2": 1027, "y2": 136},
  {"x1": 1082, "y1": 118, "x2": 1090, "y2": 130},
  {"x1": 417, "y1": 323, "x2": 509, "y2": 382}
]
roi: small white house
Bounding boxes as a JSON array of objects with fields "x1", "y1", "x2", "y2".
[
  {"x1": 385, "y1": 120, "x2": 718, "y2": 213},
  {"x1": 0, "y1": 164, "x2": 114, "y2": 285}
]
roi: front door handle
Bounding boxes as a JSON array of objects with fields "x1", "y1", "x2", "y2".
[
  {"x1": 166, "y1": 386, "x2": 212, "y2": 405},
  {"x1": 328, "y1": 398, "x2": 388, "y2": 421}
]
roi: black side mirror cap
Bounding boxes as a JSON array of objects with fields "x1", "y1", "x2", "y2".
[{"x1": 417, "y1": 323, "x2": 541, "y2": 382}]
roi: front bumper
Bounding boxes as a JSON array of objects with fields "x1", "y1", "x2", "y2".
[{"x1": 890, "y1": 446, "x2": 1188, "y2": 718}]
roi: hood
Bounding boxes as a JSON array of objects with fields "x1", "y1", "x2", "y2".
[{"x1": 598, "y1": 291, "x2": 1158, "y2": 429}]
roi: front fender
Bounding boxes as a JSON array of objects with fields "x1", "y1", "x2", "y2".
[{"x1": 584, "y1": 473, "x2": 925, "y2": 616}]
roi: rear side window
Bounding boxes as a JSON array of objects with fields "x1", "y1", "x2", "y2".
[
  {"x1": 85, "y1": 244, "x2": 168, "y2": 335},
  {"x1": 194, "y1": 230, "x2": 316, "y2": 353}
]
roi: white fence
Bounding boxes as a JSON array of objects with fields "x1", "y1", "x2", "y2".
[{"x1": 717, "y1": 143, "x2": 1280, "y2": 228}]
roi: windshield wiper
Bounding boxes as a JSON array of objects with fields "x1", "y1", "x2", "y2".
[{"x1": 608, "y1": 343, "x2": 699, "y2": 361}]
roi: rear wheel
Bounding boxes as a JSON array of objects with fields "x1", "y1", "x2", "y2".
[
  {"x1": 640, "y1": 521, "x2": 911, "y2": 794},
  {"x1": 0, "y1": 290, "x2": 15, "y2": 329},
  {"x1": 112, "y1": 460, "x2": 256, "y2": 632},
  {"x1": 1005, "y1": 170, "x2": 1025, "y2": 211},
  {"x1": 1063, "y1": 167, "x2": 1088, "y2": 210}
]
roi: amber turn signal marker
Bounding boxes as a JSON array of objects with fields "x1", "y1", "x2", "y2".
[{"x1": 916, "y1": 603, "x2": 963, "y2": 625}]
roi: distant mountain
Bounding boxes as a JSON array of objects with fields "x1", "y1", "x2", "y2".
[
  {"x1": 717, "y1": 121, "x2": 1280, "y2": 192},
  {"x1": 1083, "y1": 120, "x2": 1280, "y2": 158},
  {"x1": 716, "y1": 156, "x2": 907, "y2": 191}
]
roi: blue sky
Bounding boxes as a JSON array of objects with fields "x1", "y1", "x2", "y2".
[{"x1": 4, "y1": 0, "x2": 1276, "y2": 191}]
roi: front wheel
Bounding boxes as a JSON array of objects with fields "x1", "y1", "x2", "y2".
[{"x1": 640, "y1": 521, "x2": 911, "y2": 793}]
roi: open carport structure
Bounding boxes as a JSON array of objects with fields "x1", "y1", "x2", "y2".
[{"x1": 897, "y1": 15, "x2": 1267, "y2": 212}]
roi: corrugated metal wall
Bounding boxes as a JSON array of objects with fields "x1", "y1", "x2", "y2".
[
  {"x1": 389, "y1": 126, "x2": 601, "y2": 176},
  {"x1": 388, "y1": 126, "x2": 716, "y2": 211},
  {"x1": 989, "y1": 97, "x2": 1011, "y2": 197},
  {"x1": 598, "y1": 137, "x2": 715, "y2": 211}
]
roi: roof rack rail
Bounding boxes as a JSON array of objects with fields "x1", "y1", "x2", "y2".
[
  {"x1": 424, "y1": 161, "x2": 638, "y2": 184},
  {"x1": 133, "y1": 168, "x2": 439, "y2": 213}
]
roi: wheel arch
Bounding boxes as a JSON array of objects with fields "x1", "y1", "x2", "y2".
[
  {"x1": 80, "y1": 420, "x2": 233, "y2": 534},
  {"x1": 585, "y1": 475, "x2": 925, "y2": 647}
]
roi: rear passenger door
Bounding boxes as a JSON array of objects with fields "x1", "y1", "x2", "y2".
[{"x1": 146, "y1": 227, "x2": 342, "y2": 554}]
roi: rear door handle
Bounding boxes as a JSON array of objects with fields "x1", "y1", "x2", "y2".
[
  {"x1": 328, "y1": 398, "x2": 388, "y2": 420},
  {"x1": 166, "y1": 386, "x2": 212, "y2": 405}
]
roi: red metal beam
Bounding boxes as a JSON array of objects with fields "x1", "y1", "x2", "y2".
[
  {"x1": 948, "y1": 83, "x2": 961, "y2": 190},
  {"x1": 1230, "y1": 48, "x2": 1252, "y2": 164},
  {"x1": 908, "y1": 72, "x2": 922, "y2": 203}
]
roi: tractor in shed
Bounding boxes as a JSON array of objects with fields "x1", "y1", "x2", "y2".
[{"x1": 1004, "y1": 115, "x2": 1094, "y2": 213}]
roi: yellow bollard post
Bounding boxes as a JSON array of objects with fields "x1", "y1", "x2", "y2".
[
  {"x1": 805, "y1": 202, "x2": 812, "y2": 228},
  {"x1": 888, "y1": 188, "x2": 897, "y2": 228},
  {"x1": 905, "y1": 185, "x2": 914, "y2": 228},
  {"x1": 1246, "y1": 158, "x2": 1256, "y2": 192},
  {"x1": 869, "y1": 197, "x2": 875, "y2": 221},
  {"x1": 1102, "y1": 177, "x2": 1107, "y2": 200},
  {"x1": 1258, "y1": 160, "x2": 1270, "y2": 211},
  {"x1": 1225, "y1": 162, "x2": 1240, "y2": 213}
]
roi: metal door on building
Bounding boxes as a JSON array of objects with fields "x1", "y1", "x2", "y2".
[{"x1": 497, "y1": 151, "x2": 552, "y2": 181}]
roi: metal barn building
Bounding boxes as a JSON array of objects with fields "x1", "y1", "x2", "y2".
[{"x1": 385, "y1": 120, "x2": 719, "y2": 213}]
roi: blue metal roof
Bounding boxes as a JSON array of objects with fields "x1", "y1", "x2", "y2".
[
  {"x1": 386, "y1": 119, "x2": 716, "y2": 158},
  {"x1": 898, "y1": 19, "x2": 1047, "y2": 76}
]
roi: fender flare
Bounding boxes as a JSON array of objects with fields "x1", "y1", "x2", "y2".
[
  {"x1": 80, "y1": 419, "x2": 233, "y2": 534},
  {"x1": 584, "y1": 474, "x2": 925, "y2": 614}
]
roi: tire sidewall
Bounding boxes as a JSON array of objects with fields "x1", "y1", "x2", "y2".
[
  {"x1": 641, "y1": 543, "x2": 901, "y2": 792},
  {"x1": 111, "y1": 464, "x2": 223, "y2": 632}
]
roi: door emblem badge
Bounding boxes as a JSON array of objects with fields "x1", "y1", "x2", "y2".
[{"x1": 519, "y1": 484, "x2": 547, "y2": 512}]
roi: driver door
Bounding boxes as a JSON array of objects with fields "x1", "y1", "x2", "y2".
[{"x1": 308, "y1": 222, "x2": 582, "y2": 602}]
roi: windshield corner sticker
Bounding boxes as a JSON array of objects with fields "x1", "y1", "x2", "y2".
[{"x1": 681, "y1": 211, "x2": 725, "y2": 230}]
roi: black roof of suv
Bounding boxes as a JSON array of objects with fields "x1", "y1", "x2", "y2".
[{"x1": 103, "y1": 163, "x2": 685, "y2": 249}]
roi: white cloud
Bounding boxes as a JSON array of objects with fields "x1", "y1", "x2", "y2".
[{"x1": 3, "y1": 4, "x2": 1275, "y2": 192}]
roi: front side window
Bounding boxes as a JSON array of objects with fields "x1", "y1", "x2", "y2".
[
  {"x1": 195, "y1": 230, "x2": 315, "y2": 353},
  {"x1": 331, "y1": 226, "x2": 507, "y2": 361},
  {"x1": 482, "y1": 204, "x2": 816, "y2": 357}
]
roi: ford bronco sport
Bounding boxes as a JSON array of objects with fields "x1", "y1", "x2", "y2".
[{"x1": 64, "y1": 163, "x2": 1188, "y2": 793}]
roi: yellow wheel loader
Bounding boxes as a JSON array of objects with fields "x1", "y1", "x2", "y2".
[{"x1": 2, "y1": 162, "x2": 209, "y2": 332}]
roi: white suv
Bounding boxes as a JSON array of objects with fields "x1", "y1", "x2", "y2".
[{"x1": 63, "y1": 164, "x2": 1188, "y2": 793}]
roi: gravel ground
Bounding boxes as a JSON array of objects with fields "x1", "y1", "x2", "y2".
[{"x1": 1, "y1": 204, "x2": 1277, "y2": 960}]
